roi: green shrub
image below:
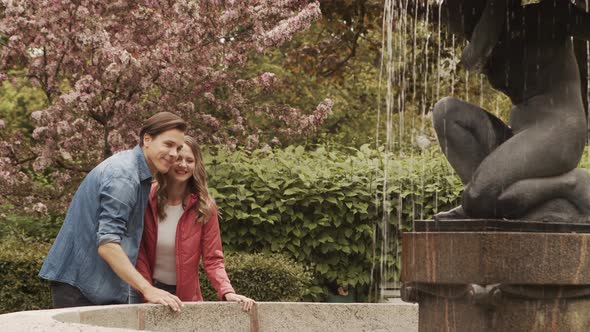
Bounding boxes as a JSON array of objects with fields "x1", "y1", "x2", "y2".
[
  {"x1": 205, "y1": 144, "x2": 463, "y2": 298},
  {"x1": 0, "y1": 238, "x2": 52, "y2": 314},
  {"x1": 0, "y1": 213, "x2": 61, "y2": 243},
  {"x1": 0, "y1": 237, "x2": 311, "y2": 313},
  {"x1": 200, "y1": 253, "x2": 313, "y2": 302}
]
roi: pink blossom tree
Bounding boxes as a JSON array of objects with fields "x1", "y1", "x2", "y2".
[{"x1": 0, "y1": 0, "x2": 332, "y2": 213}]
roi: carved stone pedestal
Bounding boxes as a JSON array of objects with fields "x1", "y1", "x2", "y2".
[{"x1": 401, "y1": 220, "x2": 590, "y2": 331}]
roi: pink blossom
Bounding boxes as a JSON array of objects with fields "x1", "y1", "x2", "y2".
[
  {"x1": 32, "y1": 126, "x2": 48, "y2": 139},
  {"x1": 32, "y1": 156, "x2": 52, "y2": 172},
  {"x1": 32, "y1": 202, "x2": 48, "y2": 214},
  {"x1": 203, "y1": 92, "x2": 215, "y2": 102},
  {"x1": 259, "y1": 72, "x2": 277, "y2": 88},
  {"x1": 258, "y1": 3, "x2": 321, "y2": 47},
  {"x1": 0, "y1": 0, "x2": 324, "y2": 215},
  {"x1": 201, "y1": 114, "x2": 220, "y2": 130},
  {"x1": 30, "y1": 110, "x2": 44, "y2": 122},
  {"x1": 246, "y1": 134, "x2": 260, "y2": 149}
]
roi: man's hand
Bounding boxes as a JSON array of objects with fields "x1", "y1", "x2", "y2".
[
  {"x1": 97, "y1": 242, "x2": 183, "y2": 312},
  {"x1": 225, "y1": 293, "x2": 255, "y2": 312},
  {"x1": 141, "y1": 285, "x2": 184, "y2": 312}
]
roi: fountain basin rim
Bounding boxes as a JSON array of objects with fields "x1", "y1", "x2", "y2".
[{"x1": 413, "y1": 219, "x2": 590, "y2": 233}]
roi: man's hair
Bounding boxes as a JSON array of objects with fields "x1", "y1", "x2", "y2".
[{"x1": 139, "y1": 112, "x2": 187, "y2": 146}]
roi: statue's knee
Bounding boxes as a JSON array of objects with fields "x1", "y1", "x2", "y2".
[{"x1": 433, "y1": 97, "x2": 461, "y2": 131}]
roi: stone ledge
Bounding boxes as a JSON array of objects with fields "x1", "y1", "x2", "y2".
[{"x1": 0, "y1": 302, "x2": 418, "y2": 332}]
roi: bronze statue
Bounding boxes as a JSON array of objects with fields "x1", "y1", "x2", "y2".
[{"x1": 433, "y1": 0, "x2": 590, "y2": 221}]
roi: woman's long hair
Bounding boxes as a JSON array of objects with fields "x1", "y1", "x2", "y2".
[{"x1": 155, "y1": 135, "x2": 214, "y2": 224}]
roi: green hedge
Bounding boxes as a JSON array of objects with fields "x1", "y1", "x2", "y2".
[
  {"x1": 205, "y1": 144, "x2": 463, "y2": 298},
  {"x1": 0, "y1": 238, "x2": 52, "y2": 314},
  {"x1": 0, "y1": 214, "x2": 61, "y2": 242},
  {"x1": 200, "y1": 253, "x2": 313, "y2": 301},
  {"x1": 0, "y1": 239, "x2": 311, "y2": 313}
]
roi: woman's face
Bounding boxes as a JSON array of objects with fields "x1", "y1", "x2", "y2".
[{"x1": 167, "y1": 143, "x2": 195, "y2": 183}]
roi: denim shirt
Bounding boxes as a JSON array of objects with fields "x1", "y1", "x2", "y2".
[{"x1": 39, "y1": 145, "x2": 152, "y2": 305}]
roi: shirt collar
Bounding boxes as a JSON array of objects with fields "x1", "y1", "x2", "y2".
[{"x1": 134, "y1": 145, "x2": 153, "y2": 182}]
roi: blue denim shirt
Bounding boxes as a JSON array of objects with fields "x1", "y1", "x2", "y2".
[{"x1": 39, "y1": 145, "x2": 152, "y2": 304}]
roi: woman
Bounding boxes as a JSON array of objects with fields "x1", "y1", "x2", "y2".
[{"x1": 134, "y1": 135, "x2": 254, "y2": 311}]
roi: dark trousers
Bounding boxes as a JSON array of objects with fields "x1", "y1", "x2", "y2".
[
  {"x1": 153, "y1": 279, "x2": 177, "y2": 295},
  {"x1": 50, "y1": 281, "x2": 95, "y2": 308}
]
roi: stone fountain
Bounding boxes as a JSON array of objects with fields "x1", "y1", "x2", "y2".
[{"x1": 401, "y1": 0, "x2": 590, "y2": 330}]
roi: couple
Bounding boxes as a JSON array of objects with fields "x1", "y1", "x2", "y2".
[{"x1": 39, "y1": 112, "x2": 254, "y2": 312}]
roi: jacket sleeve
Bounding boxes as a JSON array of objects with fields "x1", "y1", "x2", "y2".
[
  {"x1": 201, "y1": 204, "x2": 235, "y2": 300},
  {"x1": 135, "y1": 234, "x2": 152, "y2": 284},
  {"x1": 134, "y1": 197, "x2": 156, "y2": 302}
]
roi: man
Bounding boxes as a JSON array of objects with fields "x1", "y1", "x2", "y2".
[{"x1": 40, "y1": 112, "x2": 186, "y2": 311}]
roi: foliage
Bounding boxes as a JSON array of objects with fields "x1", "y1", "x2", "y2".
[
  {"x1": 200, "y1": 253, "x2": 314, "y2": 302},
  {"x1": 0, "y1": 238, "x2": 51, "y2": 314},
  {"x1": 0, "y1": 0, "x2": 329, "y2": 215},
  {"x1": 205, "y1": 143, "x2": 463, "y2": 299},
  {"x1": 0, "y1": 71, "x2": 47, "y2": 133},
  {"x1": 0, "y1": 212, "x2": 60, "y2": 242},
  {"x1": 0, "y1": 237, "x2": 309, "y2": 313}
]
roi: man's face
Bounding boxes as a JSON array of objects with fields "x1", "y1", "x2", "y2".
[{"x1": 142, "y1": 129, "x2": 185, "y2": 175}]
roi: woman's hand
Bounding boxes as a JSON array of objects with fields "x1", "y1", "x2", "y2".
[{"x1": 225, "y1": 293, "x2": 255, "y2": 312}]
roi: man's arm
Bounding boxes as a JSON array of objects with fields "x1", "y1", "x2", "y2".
[
  {"x1": 98, "y1": 243, "x2": 183, "y2": 311},
  {"x1": 96, "y1": 176, "x2": 181, "y2": 311},
  {"x1": 461, "y1": 0, "x2": 508, "y2": 71}
]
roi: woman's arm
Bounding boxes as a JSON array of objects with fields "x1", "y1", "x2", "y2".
[
  {"x1": 135, "y1": 241, "x2": 153, "y2": 289},
  {"x1": 201, "y1": 205, "x2": 254, "y2": 311},
  {"x1": 201, "y1": 206, "x2": 236, "y2": 299},
  {"x1": 461, "y1": 0, "x2": 508, "y2": 71}
]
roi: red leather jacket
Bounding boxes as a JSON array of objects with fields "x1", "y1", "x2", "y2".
[{"x1": 136, "y1": 188, "x2": 235, "y2": 301}]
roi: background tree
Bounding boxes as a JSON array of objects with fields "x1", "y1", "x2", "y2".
[
  {"x1": 0, "y1": 0, "x2": 329, "y2": 214},
  {"x1": 245, "y1": 0, "x2": 513, "y2": 150}
]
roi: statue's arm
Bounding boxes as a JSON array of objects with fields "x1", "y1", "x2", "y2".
[
  {"x1": 571, "y1": 4, "x2": 590, "y2": 41},
  {"x1": 461, "y1": 0, "x2": 507, "y2": 72}
]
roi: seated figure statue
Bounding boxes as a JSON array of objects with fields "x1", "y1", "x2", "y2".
[{"x1": 434, "y1": 0, "x2": 590, "y2": 221}]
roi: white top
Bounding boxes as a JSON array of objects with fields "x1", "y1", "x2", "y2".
[{"x1": 152, "y1": 204, "x2": 184, "y2": 285}]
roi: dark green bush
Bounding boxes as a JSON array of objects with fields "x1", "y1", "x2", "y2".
[
  {"x1": 0, "y1": 238, "x2": 51, "y2": 314},
  {"x1": 0, "y1": 213, "x2": 61, "y2": 243},
  {"x1": 0, "y1": 237, "x2": 310, "y2": 313},
  {"x1": 200, "y1": 253, "x2": 313, "y2": 302}
]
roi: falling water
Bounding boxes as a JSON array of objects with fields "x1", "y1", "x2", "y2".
[
  {"x1": 374, "y1": 0, "x2": 402, "y2": 302},
  {"x1": 375, "y1": 0, "x2": 442, "y2": 302},
  {"x1": 373, "y1": 0, "x2": 493, "y2": 302}
]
